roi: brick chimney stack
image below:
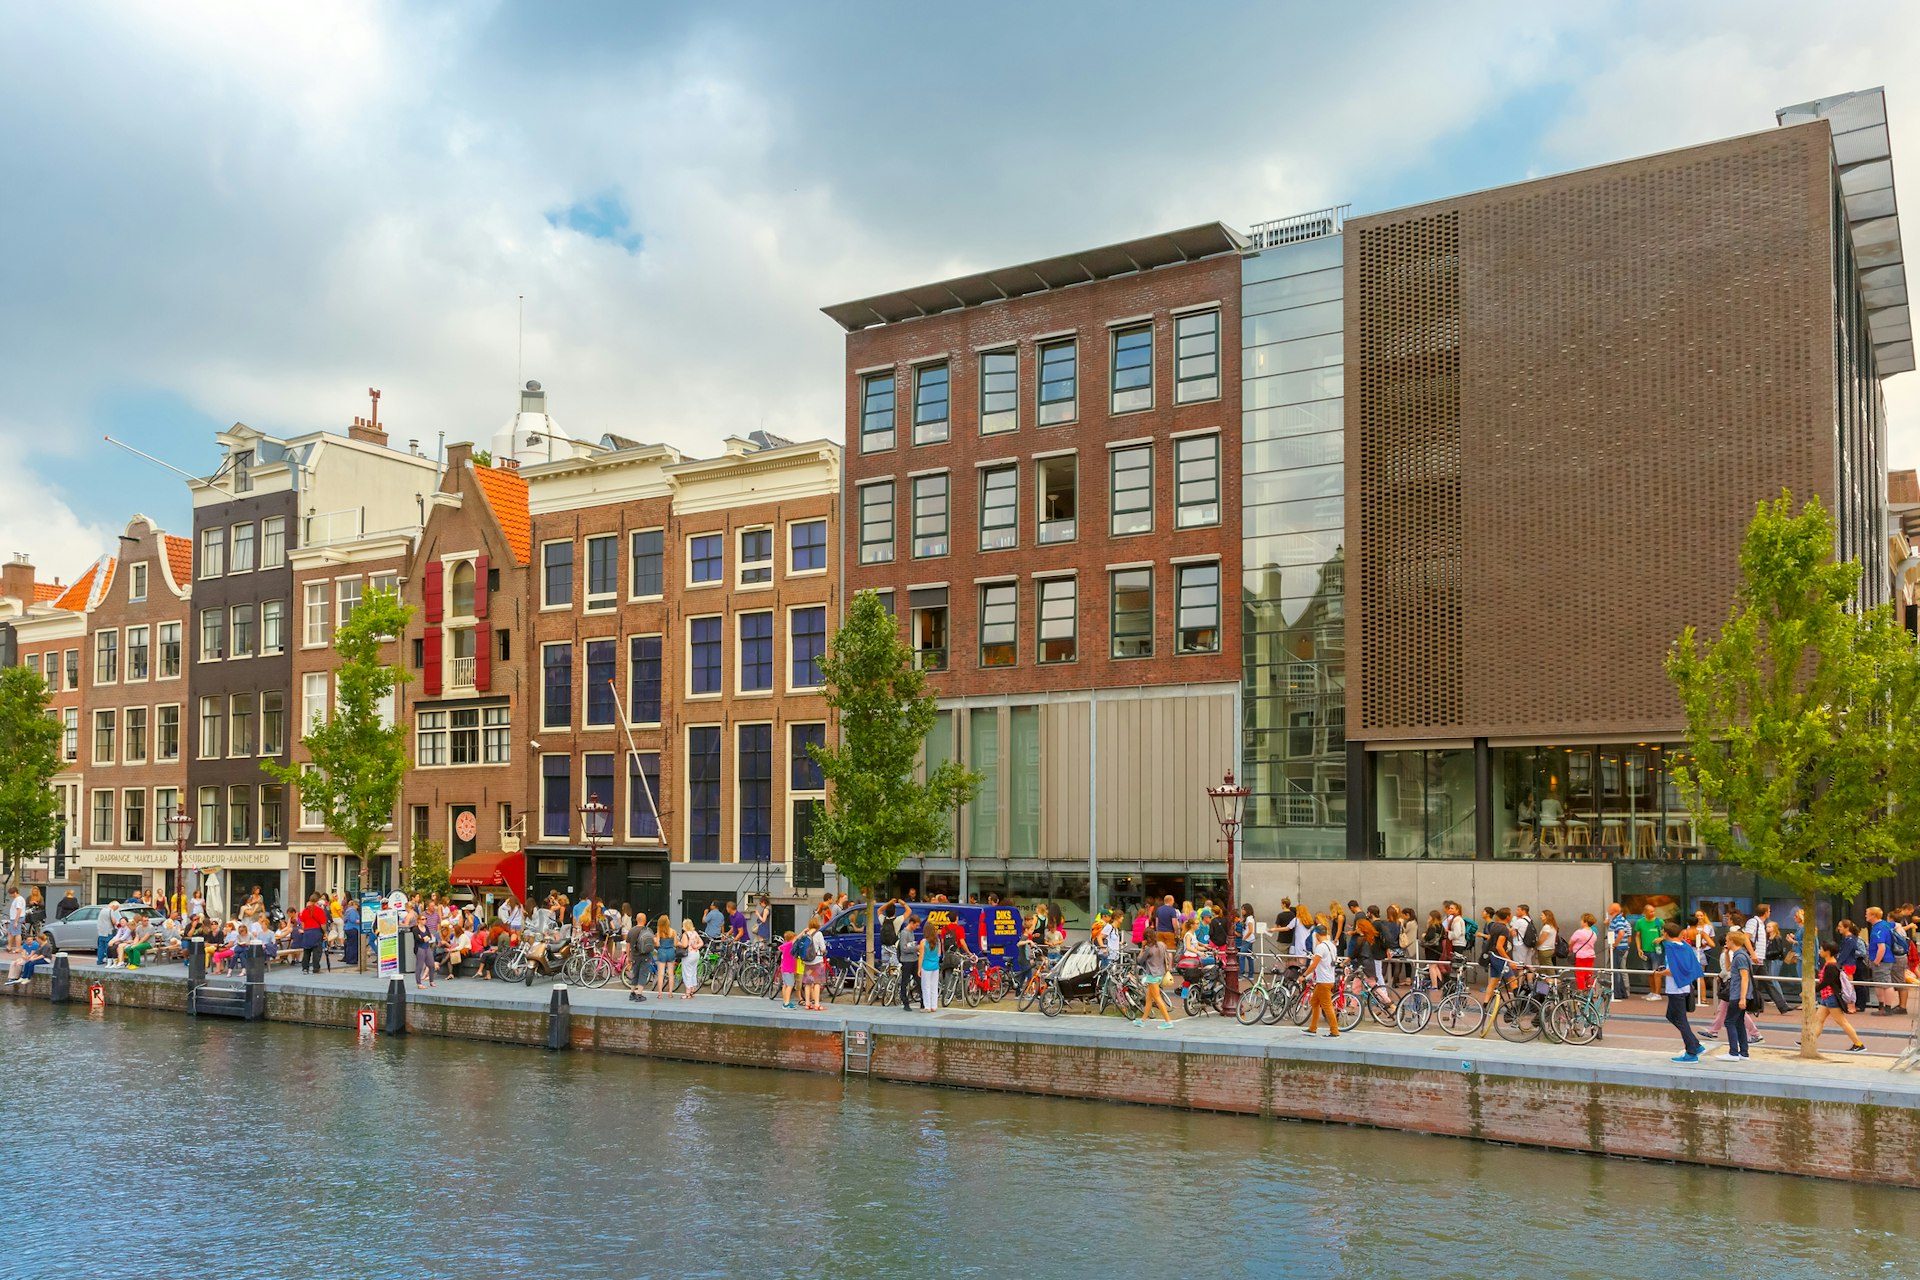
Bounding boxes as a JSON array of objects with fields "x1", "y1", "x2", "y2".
[
  {"x1": 442, "y1": 441, "x2": 473, "y2": 492},
  {"x1": 348, "y1": 387, "x2": 389, "y2": 446},
  {"x1": 1, "y1": 554, "x2": 35, "y2": 604}
]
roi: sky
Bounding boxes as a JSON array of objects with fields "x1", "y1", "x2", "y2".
[{"x1": 3, "y1": 0, "x2": 1918, "y2": 584}]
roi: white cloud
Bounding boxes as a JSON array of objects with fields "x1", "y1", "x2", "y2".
[{"x1": 0, "y1": 470, "x2": 116, "y2": 587}]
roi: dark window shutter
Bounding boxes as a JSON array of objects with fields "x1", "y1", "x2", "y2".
[
  {"x1": 423, "y1": 626, "x2": 443, "y2": 696},
  {"x1": 423, "y1": 560, "x2": 444, "y2": 625},
  {"x1": 475, "y1": 623, "x2": 492, "y2": 692},
  {"x1": 474, "y1": 554, "x2": 490, "y2": 620}
]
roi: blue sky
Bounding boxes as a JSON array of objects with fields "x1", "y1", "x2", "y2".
[{"x1": 2, "y1": 0, "x2": 1916, "y2": 579}]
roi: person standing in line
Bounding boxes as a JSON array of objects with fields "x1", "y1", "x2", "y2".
[
  {"x1": 1632, "y1": 904, "x2": 1665, "y2": 1000},
  {"x1": 1302, "y1": 923, "x2": 1340, "y2": 1039},
  {"x1": 800, "y1": 920, "x2": 827, "y2": 1011},
  {"x1": 1136, "y1": 927, "x2": 1174, "y2": 1029},
  {"x1": 1510, "y1": 904, "x2": 1534, "y2": 969},
  {"x1": 778, "y1": 929, "x2": 800, "y2": 1009},
  {"x1": 1534, "y1": 910, "x2": 1560, "y2": 995},
  {"x1": 1660, "y1": 921, "x2": 1705, "y2": 1063},
  {"x1": 1721, "y1": 929, "x2": 1755, "y2": 1060},
  {"x1": 1236, "y1": 903, "x2": 1256, "y2": 980},
  {"x1": 626, "y1": 913, "x2": 653, "y2": 1003},
  {"x1": 1292, "y1": 906, "x2": 1316, "y2": 963},
  {"x1": 1865, "y1": 907, "x2": 1898, "y2": 1015},
  {"x1": 1443, "y1": 902, "x2": 1467, "y2": 980},
  {"x1": 918, "y1": 916, "x2": 943, "y2": 1013},
  {"x1": 1834, "y1": 919, "x2": 1865, "y2": 1011},
  {"x1": 753, "y1": 897, "x2": 773, "y2": 943},
  {"x1": 654, "y1": 918, "x2": 678, "y2": 995},
  {"x1": 1569, "y1": 913, "x2": 1599, "y2": 991},
  {"x1": 679, "y1": 918, "x2": 703, "y2": 1000},
  {"x1": 896, "y1": 914, "x2": 921, "y2": 1011},
  {"x1": 1479, "y1": 909, "x2": 1513, "y2": 1003},
  {"x1": 1811, "y1": 941, "x2": 1867, "y2": 1052}
]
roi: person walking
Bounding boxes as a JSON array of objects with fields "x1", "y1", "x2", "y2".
[
  {"x1": 917, "y1": 917, "x2": 943, "y2": 1013},
  {"x1": 1660, "y1": 922, "x2": 1705, "y2": 1063},
  {"x1": 1303, "y1": 923, "x2": 1340, "y2": 1038},
  {"x1": 1865, "y1": 907, "x2": 1900, "y2": 1015},
  {"x1": 1721, "y1": 929, "x2": 1755, "y2": 1060},
  {"x1": 412, "y1": 904, "x2": 437, "y2": 988},
  {"x1": 1137, "y1": 927, "x2": 1174, "y2": 1029},
  {"x1": 1810, "y1": 941, "x2": 1867, "y2": 1052}
]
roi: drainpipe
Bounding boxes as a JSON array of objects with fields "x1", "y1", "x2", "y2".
[{"x1": 1088, "y1": 695, "x2": 1099, "y2": 918}]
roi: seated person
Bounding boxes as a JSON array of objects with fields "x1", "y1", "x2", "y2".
[
  {"x1": 122, "y1": 919, "x2": 156, "y2": 969},
  {"x1": 212, "y1": 922, "x2": 241, "y2": 973},
  {"x1": 443, "y1": 925, "x2": 475, "y2": 974},
  {"x1": 7, "y1": 932, "x2": 57, "y2": 983},
  {"x1": 106, "y1": 919, "x2": 136, "y2": 967}
]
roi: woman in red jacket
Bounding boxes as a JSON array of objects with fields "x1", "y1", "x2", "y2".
[{"x1": 297, "y1": 894, "x2": 329, "y2": 974}]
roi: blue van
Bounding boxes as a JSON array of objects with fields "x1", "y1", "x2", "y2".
[{"x1": 820, "y1": 903, "x2": 1026, "y2": 968}]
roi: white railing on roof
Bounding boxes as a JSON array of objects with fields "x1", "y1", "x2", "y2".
[{"x1": 1245, "y1": 204, "x2": 1350, "y2": 250}]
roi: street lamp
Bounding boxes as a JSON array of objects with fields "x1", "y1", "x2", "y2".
[
  {"x1": 579, "y1": 796, "x2": 611, "y2": 903},
  {"x1": 166, "y1": 810, "x2": 196, "y2": 920},
  {"x1": 1206, "y1": 769, "x2": 1251, "y2": 1016}
]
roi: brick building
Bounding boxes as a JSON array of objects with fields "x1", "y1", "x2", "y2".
[
  {"x1": 2, "y1": 555, "x2": 87, "y2": 896},
  {"x1": 74, "y1": 517, "x2": 194, "y2": 904},
  {"x1": 825, "y1": 226, "x2": 1245, "y2": 916}
]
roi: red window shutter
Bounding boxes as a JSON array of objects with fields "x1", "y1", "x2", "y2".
[
  {"x1": 474, "y1": 554, "x2": 489, "y2": 620},
  {"x1": 423, "y1": 560, "x2": 443, "y2": 625},
  {"x1": 475, "y1": 623, "x2": 492, "y2": 692},
  {"x1": 423, "y1": 626, "x2": 443, "y2": 696}
]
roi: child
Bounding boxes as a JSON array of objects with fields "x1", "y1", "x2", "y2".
[{"x1": 779, "y1": 930, "x2": 799, "y2": 1009}]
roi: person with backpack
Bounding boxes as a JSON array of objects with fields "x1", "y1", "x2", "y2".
[
  {"x1": 799, "y1": 921, "x2": 827, "y2": 1011},
  {"x1": 1812, "y1": 940, "x2": 1867, "y2": 1052},
  {"x1": 1511, "y1": 904, "x2": 1535, "y2": 968},
  {"x1": 895, "y1": 913, "x2": 922, "y2": 1011},
  {"x1": 625, "y1": 913, "x2": 653, "y2": 1004},
  {"x1": 1834, "y1": 919, "x2": 1865, "y2": 1011},
  {"x1": 779, "y1": 930, "x2": 800, "y2": 1009},
  {"x1": 1659, "y1": 921, "x2": 1705, "y2": 1062},
  {"x1": 1865, "y1": 907, "x2": 1900, "y2": 1015}
]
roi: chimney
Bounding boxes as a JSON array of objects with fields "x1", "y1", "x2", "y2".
[
  {"x1": 1, "y1": 554, "x2": 33, "y2": 604},
  {"x1": 348, "y1": 387, "x2": 389, "y2": 447},
  {"x1": 442, "y1": 441, "x2": 474, "y2": 492}
]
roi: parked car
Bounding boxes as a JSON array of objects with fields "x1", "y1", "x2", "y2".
[{"x1": 45, "y1": 903, "x2": 164, "y2": 954}]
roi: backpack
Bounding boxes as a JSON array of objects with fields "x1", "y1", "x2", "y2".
[
  {"x1": 1462, "y1": 918, "x2": 1478, "y2": 950},
  {"x1": 1839, "y1": 967, "x2": 1858, "y2": 1008},
  {"x1": 1893, "y1": 927, "x2": 1912, "y2": 959},
  {"x1": 1520, "y1": 918, "x2": 1540, "y2": 951},
  {"x1": 1553, "y1": 933, "x2": 1571, "y2": 963},
  {"x1": 808, "y1": 932, "x2": 826, "y2": 963}
]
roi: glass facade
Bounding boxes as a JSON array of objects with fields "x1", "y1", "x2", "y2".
[
  {"x1": 1488, "y1": 744, "x2": 1724, "y2": 861},
  {"x1": 1240, "y1": 231, "x2": 1347, "y2": 859},
  {"x1": 1372, "y1": 749, "x2": 1474, "y2": 858}
]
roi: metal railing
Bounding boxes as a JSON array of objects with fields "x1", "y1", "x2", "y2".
[
  {"x1": 1245, "y1": 204, "x2": 1350, "y2": 250},
  {"x1": 450, "y1": 656, "x2": 476, "y2": 688}
]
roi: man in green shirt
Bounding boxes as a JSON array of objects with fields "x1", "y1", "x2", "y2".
[{"x1": 1631, "y1": 906, "x2": 1666, "y2": 1000}]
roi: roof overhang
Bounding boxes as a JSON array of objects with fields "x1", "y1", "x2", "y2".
[
  {"x1": 1778, "y1": 87, "x2": 1913, "y2": 376},
  {"x1": 821, "y1": 222, "x2": 1249, "y2": 333}
]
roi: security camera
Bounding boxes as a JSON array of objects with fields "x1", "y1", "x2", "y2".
[{"x1": 529, "y1": 740, "x2": 541, "y2": 750}]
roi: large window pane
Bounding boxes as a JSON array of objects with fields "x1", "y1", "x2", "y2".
[
  {"x1": 1373, "y1": 749, "x2": 1475, "y2": 859},
  {"x1": 979, "y1": 583, "x2": 1017, "y2": 667},
  {"x1": 968, "y1": 708, "x2": 999, "y2": 859},
  {"x1": 1009, "y1": 706, "x2": 1039, "y2": 858},
  {"x1": 861, "y1": 371, "x2": 895, "y2": 452},
  {"x1": 980, "y1": 465, "x2": 1017, "y2": 550},
  {"x1": 913, "y1": 362, "x2": 949, "y2": 445},
  {"x1": 1110, "y1": 446, "x2": 1152, "y2": 536},
  {"x1": 1110, "y1": 568, "x2": 1152, "y2": 659},
  {"x1": 1111, "y1": 324, "x2": 1152, "y2": 413},
  {"x1": 1038, "y1": 339, "x2": 1076, "y2": 424},
  {"x1": 980, "y1": 350, "x2": 1017, "y2": 435},
  {"x1": 1174, "y1": 310, "x2": 1219, "y2": 403}
]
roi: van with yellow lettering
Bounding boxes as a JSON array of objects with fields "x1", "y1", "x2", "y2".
[{"x1": 821, "y1": 903, "x2": 1026, "y2": 967}]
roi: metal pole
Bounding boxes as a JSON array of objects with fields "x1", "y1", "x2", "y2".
[{"x1": 1221, "y1": 821, "x2": 1240, "y2": 1016}]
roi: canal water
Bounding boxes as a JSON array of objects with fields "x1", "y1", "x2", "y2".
[{"x1": 2, "y1": 1002, "x2": 1912, "y2": 1278}]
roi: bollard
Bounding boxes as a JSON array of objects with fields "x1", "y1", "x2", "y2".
[
  {"x1": 49, "y1": 953, "x2": 71, "y2": 1004},
  {"x1": 547, "y1": 985, "x2": 571, "y2": 1051},
  {"x1": 188, "y1": 937, "x2": 206, "y2": 991},
  {"x1": 243, "y1": 943, "x2": 267, "y2": 1020},
  {"x1": 384, "y1": 977, "x2": 407, "y2": 1036}
]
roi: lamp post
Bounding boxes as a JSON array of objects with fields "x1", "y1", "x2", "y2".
[
  {"x1": 579, "y1": 797, "x2": 611, "y2": 903},
  {"x1": 1206, "y1": 769, "x2": 1251, "y2": 1017},
  {"x1": 166, "y1": 810, "x2": 196, "y2": 920}
]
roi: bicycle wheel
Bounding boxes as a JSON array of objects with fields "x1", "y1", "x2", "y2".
[
  {"x1": 821, "y1": 962, "x2": 840, "y2": 1003},
  {"x1": 1366, "y1": 989, "x2": 1398, "y2": 1027},
  {"x1": 1561, "y1": 998, "x2": 1603, "y2": 1046},
  {"x1": 1265, "y1": 984, "x2": 1297, "y2": 1025},
  {"x1": 1118, "y1": 976, "x2": 1147, "y2": 1020},
  {"x1": 1334, "y1": 989, "x2": 1363, "y2": 1031},
  {"x1": 963, "y1": 970, "x2": 986, "y2": 1009},
  {"x1": 1395, "y1": 990, "x2": 1433, "y2": 1034},
  {"x1": 1495, "y1": 995, "x2": 1543, "y2": 1042},
  {"x1": 1236, "y1": 987, "x2": 1269, "y2": 1025},
  {"x1": 740, "y1": 961, "x2": 772, "y2": 999},
  {"x1": 1437, "y1": 992, "x2": 1484, "y2": 1036},
  {"x1": 987, "y1": 966, "x2": 1011, "y2": 1003},
  {"x1": 500, "y1": 952, "x2": 531, "y2": 984},
  {"x1": 1038, "y1": 982, "x2": 1065, "y2": 1018},
  {"x1": 583, "y1": 955, "x2": 614, "y2": 989},
  {"x1": 1181, "y1": 983, "x2": 1207, "y2": 1019},
  {"x1": 1017, "y1": 972, "x2": 1043, "y2": 1012},
  {"x1": 1285, "y1": 988, "x2": 1312, "y2": 1026}
]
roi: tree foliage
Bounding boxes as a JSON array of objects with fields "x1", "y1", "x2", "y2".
[
  {"x1": 265, "y1": 588, "x2": 413, "y2": 902},
  {"x1": 0, "y1": 664, "x2": 62, "y2": 887},
  {"x1": 806, "y1": 591, "x2": 980, "y2": 958},
  {"x1": 406, "y1": 836, "x2": 452, "y2": 902},
  {"x1": 1668, "y1": 493, "x2": 1920, "y2": 1056}
]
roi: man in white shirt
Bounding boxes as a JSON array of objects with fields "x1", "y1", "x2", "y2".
[
  {"x1": 6, "y1": 888, "x2": 25, "y2": 953},
  {"x1": 1304, "y1": 925, "x2": 1341, "y2": 1038},
  {"x1": 1510, "y1": 905, "x2": 1533, "y2": 967}
]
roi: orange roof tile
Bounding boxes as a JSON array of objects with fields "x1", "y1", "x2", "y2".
[
  {"x1": 471, "y1": 464, "x2": 531, "y2": 564},
  {"x1": 32, "y1": 582, "x2": 65, "y2": 603},
  {"x1": 164, "y1": 535, "x2": 193, "y2": 591},
  {"x1": 53, "y1": 556, "x2": 114, "y2": 612}
]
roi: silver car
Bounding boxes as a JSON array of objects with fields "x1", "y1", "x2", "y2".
[{"x1": 44, "y1": 903, "x2": 165, "y2": 954}]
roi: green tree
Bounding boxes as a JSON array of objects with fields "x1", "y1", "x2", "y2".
[
  {"x1": 0, "y1": 665, "x2": 62, "y2": 892},
  {"x1": 1668, "y1": 492, "x2": 1920, "y2": 1058},
  {"x1": 406, "y1": 836, "x2": 452, "y2": 902},
  {"x1": 266, "y1": 588, "x2": 413, "y2": 966},
  {"x1": 806, "y1": 590, "x2": 980, "y2": 964}
]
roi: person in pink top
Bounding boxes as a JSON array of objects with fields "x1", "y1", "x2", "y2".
[
  {"x1": 778, "y1": 930, "x2": 799, "y2": 1009},
  {"x1": 1132, "y1": 908, "x2": 1149, "y2": 946}
]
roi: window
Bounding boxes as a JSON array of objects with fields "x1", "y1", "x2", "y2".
[
  {"x1": 913, "y1": 362, "x2": 950, "y2": 444},
  {"x1": 198, "y1": 787, "x2": 219, "y2": 845},
  {"x1": 336, "y1": 577, "x2": 363, "y2": 623},
  {"x1": 738, "y1": 724, "x2": 773, "y2": 861},
  {"x1": 542, "y1": 540, "x2": 574, "y2": 608},
  {"x1": 448, "y1": 561, "x2": 476, "y2": 617},
  {"x1": 738, "y1": 528, "x2": 773, "y2": 586},
  {"x1": 64, "y1": 649, "x2": 79, "y2": 690},
  {"x1": 303, "y1": 582, "x2": 330, "y2": 647},
  {"x1": 91, "y1": 790, "x2": 114, "y2": 845},
  {"x1": 483, "y1": 705, "x2": 510, "y2": 763},
  {"x1": 791, "y1": 723, "x2": 826, "y2": 792},
  {"x1": 1039, "y1": 338, "x2": 1077, "y2": 424},
  {"x1": 94, "y1": 630, "x2": 117, "y2": 684},
  {"x1": 1174, "y1": 309, "x2": 1220, "y2": 403},
  {"x1": 450, "y1": 625, "x2": 478, "y2": 688},
  {"x1": 980, "y1": 349, "x2": 1018, "y2": 435},
  {"x1": 1037, "y1": 455, "x2": 1076, "y2": 544},
  {"x1": 980, "y1": 465, "x2": 1017, "y2": 550},
  {"x1": 158, "y1": 623, "x2": 181, "y2": 678},
  {"x1": 690, "y1": 617, "x2": 722, "y2": 694},
  {"x1": 1110, "y1": 445, "x2": 1153, "y2": 535},
  {"x1": 688, "y1": 727, "x2": 721, "y2": 861},
  {"x1": 911, "y1": 473, "x2": 949, "y2": 558},
  {"x1": 542, "y1": 643, "x2": 572, "y2": 728},
  {"x1": 126, "y1": 625, "x2": 149, "y2": 680},
  {"x1": 1110, "y1": 568, "x2": 1153, "y2": 659},
  {"x1": 124, "y1": 707, "x2": 148, "y2": 763},
  {"x1": 261, "y1": 516, "x2": 286, "y2": 568},
  {"x1": 584, "y1": 752, "x2": 615, "y2": 822},
  {"x1": 369, "y1": 570, "x2": 399, "y2": 602},
  {"x1": 199, "y1": 608, "x2": 225, "y2": 661},
  {"x1": 157, "y1": 704, "x2": 181, "y2": 761},
  {"x1": 1175, "y1": 434, "x2": 1220, "y2": 528},
  {"x1": 416, "y1": 710, "x2": 448, "y2": 766},
  {"x1": 860, "y1": 370, "x2": 896, "y2": 452},
  {"x1": 628, "y1": 752, "x2": 662, "y2": 840},
  {"x1": 260, "y1": 785, "x2": 284, "y2": 843},
  {"x1": 92, "y1": 709, "x2": 117, "y2": 764},
  {"x1": 302, "y1": 672, "x2": 328, "y2": 731},
  {"x1": 858, "y1": 482, "x2": 895, "y2": 564},
  {"x1": 790, "y1": 606, "x2": 826, "y2": 688},
  {"x1": 585, "y1": 639, "x2": 617, "y2": 726},
  {"x1": 63, "y1": 708, "x2": 77, "y2": 760},
  {"x1": 738, "y1": 612, "x2": 773, "y2": 692},
  {"x1": 1176, "y1": 562, "x2": 1222, "y2": 654},
  {"x1": 227, "y1": 784, "x2": 252, "y2": 844},
  {"x1": 261, "y1": 691, "x2": 285, "y2": 756},
  {"x1": 630, "y1": 529, "x2": 664, "y2": 598},
  {"x1": 1111, "y1": 323, "x2": 1153, "y2": 413},
  {"x1": 301, "y1": 787, "x2": 328, "y2": 832},
  {"x1": 628, "y1": 635, "x2": 662, "y2": 724},
  {"x1": 229, "y1": 693, "x2": 255, "y2": 756},
  {"x1": 23, "y1": 654, "x2": 38, "y2": 684},
  {"x1": 980, "y1": 582, "x2": 1017, "y2": 667},
  {"x1": 231, "y1": 604, "x2": 256, "y2": 658},
  {"x1": 789, "y1": 519, "x2": 827, "y2": 573},
  {"x1": 129, "y1": 562, "x2": 148, "y2": 602},
  {"x1": 230, "y1": 523, "x2": 255, "y2": 573},
  {"x1": 1039, "y1": 576, "x2": 1077, "y2": 663},
  {"x1": 198, "y1": 696, "x2": 222, "y2": 758},
  {"x1": 911, "y1": 601, "x2": 948, "y2": 671},
  {"x1": 155, "y1": 789, "x2": 180, "y2": 842},
  {"x1": 261, "y1": 600, "x2": 285, "y2": 655},
  {"x1": 542, "y1": 756, "x2": 570, "y2": 838},
  {"x1": 586, "y1": 534, "x2": 618, "y2": 608},
  {"x1": 199, "y1": 528, "x2": 224, "y2": 578},
  {"x1": 124, "y1": 789, "x2": 146, "y2": 844}
]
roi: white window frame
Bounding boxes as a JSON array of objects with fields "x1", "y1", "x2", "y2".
[
  {"x1": 584, "y1": 533, "x2": 619, "y2": 612},
  {"x1": 787, "y1": 604, "x2": 829, "y2": 692},
  {"x1": 128, "y1": 561, "x2": 149, "y2": 602},
  {"x1": 261, "y1": 516, "x2": 286, "y2": 569},
  {"x1": 155, "y1": 703, "x2": 182, "y2": 763},
  {"x1": 539, "y1": 537, "x2": 574, "y2": 612},
  {"x1": 229, "y1": 522, "x2": 256, "y2": 574},
  {"x1": 582, "y1": 635, "x2": 619, "y2": 727},
  {"x1": 540, "y1": 641, "x2": 572, "y2": 729},
  {"x1": 302, "y1": 672, "x2": 329, "y2": 733},
  {"x1": 197, "y1": 695, "x2": 222, "y2": 760},
  {"x1": 199, "y1": 528, "x2": 224, "y2": 579},
  {"x1": 628, "y1": 527, "x2": 666, "y2": 601},
  {"x1": 736, "y1": 525, "x2": 775, "y2": 589},
  {"x1": 123, "y1": 705, "x2": 149, "y2": 765},
  {"x1": 735, "y1": 609, "x2": 776, "y2": 696},
  {"x1": 1037, "y1": 574, "x2": 1078, "y2": 665},
  {"x1": 686, "y1": 613, "x2": 725, "y2": 700},
  {"x1": 335, "y1": 575, "x2": 364, "y2": 626},
  {"x1": 125, "y1": 624, "x2": 150, "y2": 682},
  {"x1": 303, "y1": 582, "x2": 330, "y2": 648},
  {"x1": 261, "y1": 599, "x2": 285, "y2": 656},
  {"x1": 157, "y1": 622, "x2": 182, "y2": 680},
  {"x1": 786, "y1": 518, "x2": 829, "y2": 577},
  {"x1": 686, "y1": 531, "x2": 725, "y2": 588},
  {"x1": 93, "y1": 628, "x2": 118, "y2": 685},
  {"x1": 92, "y1": 708, "x2": 117, "y2": 766}
]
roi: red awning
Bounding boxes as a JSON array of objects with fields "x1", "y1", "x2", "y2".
[{"x1": 448, "y1": 851, "x2": 527, "y2": 904}]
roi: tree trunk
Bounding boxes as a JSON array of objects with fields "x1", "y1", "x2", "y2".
[
  {"x1": 358, "y1": 854, "x2": 370, "y2": 973},
  {"x1": 1799, "y1": 888, "x2": 1820, "y2": 1059},
  {"x1": 865, "y1": 884, "x2": 875, "y2": 971}
]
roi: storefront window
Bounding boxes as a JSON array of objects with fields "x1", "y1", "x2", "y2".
[
  {"x1": 1372, "y1": 749, "x2": 1474, "y2": 858},
  {"x1": 1492, "y1": 743, "x2": 1725, "y2": 860}
]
